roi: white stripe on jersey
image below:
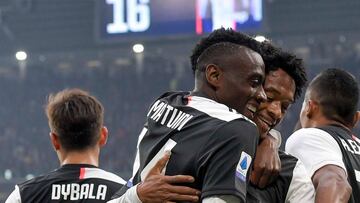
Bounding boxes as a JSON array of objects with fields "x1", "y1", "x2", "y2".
[
  {"x1": 133, "y1": 127, "x2": 148, "y2": 176},
  {"x1": 82, "y1": 168, "x2": 126, "y2": 185},
  {"x1": 5, "y1": 185, "x2": 21, "y2": 203},
  {"x1": 187, "y1": 96, "x2": 255, "y2": 125},
  {"x1": 285, "y1": 160, "x2": 315, "y2": 203},
  {"x1": 140, "y1": 139, "x2": 177, "y2": 181},
  {"x1": 355, "y1": 169, "x2": 360, "y2": 182}
]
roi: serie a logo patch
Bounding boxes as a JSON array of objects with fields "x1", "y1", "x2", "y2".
[{"x1": 236, "y1": 151, "x2": 252, "y2": 182}]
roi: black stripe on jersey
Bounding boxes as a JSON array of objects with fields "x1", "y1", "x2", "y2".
[{"x1": 318, "y1": 125, "x2": 360, "y2": 203}]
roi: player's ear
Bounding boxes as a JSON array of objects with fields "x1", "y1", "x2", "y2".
[
  {"x1": 351, "y1": 111, "x2": 360, "y2": 128},
  {"x1": 306, "y1": 99, "x2": 318, "y2": 119},
  {"x1": 99, "y1": 126, "x2": 108, "y2": 147},
  {"x1": 205, "y1": 64, "x2": 223, "y2": 89},
  {"x1": 50, "y1": 132, "x2": 61, "y2": 150}
]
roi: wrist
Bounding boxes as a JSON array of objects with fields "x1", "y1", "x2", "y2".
[
  {"x1": 259, "y1": 131, "x2": 280, "y2": 149},
  {"x1": 268, "y1": 129, "x2": 281, "y2": 148},
  {"x1": 136, "y1": 182, "x2": 145, "y2": 203}
]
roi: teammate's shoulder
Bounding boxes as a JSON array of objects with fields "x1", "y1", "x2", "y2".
[
  {"x1": 17, "y1": 170, "x2": 55, "y2": 189},
  {"x1": 157, "y1": 91, "x2": 189, "y2": 100},
  {"x1": 207, "y1": 119, "x2": 259, "y2": 144},
  {"x1": 187, "y1": 95, "x2": 256, "y2": 125},
  {"x1": 289, "y1": 127, "x2": 331, "y2": 140},
  {"x1": 148, "y1": 91, "x2": 189, "y2": 109},
  {"x1": 81, "y1": 167, "x2": 126, "y2": 185},
  {"x1": 286, "y1": 127, "x2": 335, "y2": 152}
]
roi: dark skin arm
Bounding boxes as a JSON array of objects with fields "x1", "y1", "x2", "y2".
[
  {"x1": 137, "y1": 152, "x2": 200, "y2": 203},
  {"x1": 312, "y1": 165, "x2": 352, "y2": 203},
  {"x1": 250, "y1": 135, "x2": 281, "y2": 188}
]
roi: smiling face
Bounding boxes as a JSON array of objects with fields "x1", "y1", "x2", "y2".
[
  {"x1": 215, "y1": 48, "x2": 267, "y2": 114},
  {"x1": 245, "y1": 68, "x2": 296, "y2": 138}
]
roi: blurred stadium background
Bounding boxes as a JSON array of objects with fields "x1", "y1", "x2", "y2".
[{"x1": 0, "y1": 0, "x2": 359, "y2": 200}]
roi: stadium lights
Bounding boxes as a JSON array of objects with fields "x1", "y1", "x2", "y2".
[
  {"x1": 133, "y1": 44, "x2": 144, "y2": 53},
  {"x1": 15, "y1": 51, "x2": 27, "y2": 61},
  {"x1": 26, "y1": 174, "x2": 35, "y2": 180},
  {"x1": 4, "y1": 169, "x2": 12, "y2": 180},
  {"x1": 254, "y1": 35, "x2": 267, "y2": 43}
]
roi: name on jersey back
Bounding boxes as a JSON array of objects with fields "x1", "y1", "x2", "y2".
[
  {"x1": 51, "y1": 183, "x2": 107, "y2": 201},
  {"x1": 147, "y1": 100, "x2": 193, "y2": 131}
]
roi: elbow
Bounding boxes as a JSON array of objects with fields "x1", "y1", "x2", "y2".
[
  {"x1": 335, "y1": 178, "x2": 352, "y2": 197},
  {"x1": 313, "y1": 166, "x2": 352, "y2": 203},
  {"x1": 337, "y1": 180, "x2": 352, "y2": 203},
  {"x1": 315, "y1": 176, "x2": 352, "y2": 203},
  {"x1": 343, "y1": 181, "x2": 352, "y2": 198}
]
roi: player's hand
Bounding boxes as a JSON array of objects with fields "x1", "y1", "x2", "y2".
[
  {"x1": 137, "y1": 152, "x2": 200, "y2": 203},
  {"x1": 250, "y1": 135, "x2": 281, "y2": 188}
]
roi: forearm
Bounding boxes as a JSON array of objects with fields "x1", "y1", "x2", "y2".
[
  {"x1": 250, "y1": 134, "x2": 281, "y2": 188},
  {"x1": 314, "y1": 174, "x2": 352, "y2": 203}
]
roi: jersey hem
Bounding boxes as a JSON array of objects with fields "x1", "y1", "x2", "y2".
[{"x1": 201, "y1": 189, "x2": 246, "y2": 202}]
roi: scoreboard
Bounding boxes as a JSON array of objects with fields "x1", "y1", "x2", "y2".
[{"x1": 96, "y1": 0, "x2": 262, "y2": 41}]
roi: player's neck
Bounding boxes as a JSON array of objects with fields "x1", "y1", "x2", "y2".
[
  {"x1": 191, "y1": 87, "x2": 217, "y2": 101},
  {"x1": 310, "y1": 116, "x2": 352, "y2": 132},
  {"x1": 59, "y1": 148, "x2": 99, "y2": 167},
  {"x1": 192, "y1": 76, "x2": 218, "y2": 101}
]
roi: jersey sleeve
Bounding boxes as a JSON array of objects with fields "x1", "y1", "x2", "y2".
[
  {"x1": 285, "y1": 128, "x2": 346, "y2": 178},
  {"x1": 285, "y1": 160, "x2": 315, "y2": 203},
  {"x1": 5, "y1": 185, "x2": 21, "y2": 203},
  {"x1": 198, "y1": 119, "x2": 259, "y2": 201}
]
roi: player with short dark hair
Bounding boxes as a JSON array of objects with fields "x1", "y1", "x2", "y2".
[
  {"x1": 6, "y1": 89, "x2": 200, "y2": 203},
  {"x1": 111, "y1": 28, "x2": 267, "y2": 203},
  {"x1": 47, "y1": 88, "x2": 105, "y2": 151},
  {"x1": 190, "y1": 28, "x2": 263, "y2": 74},
  {"x1": 286, "y1": 68, "x2": 360, "y2": 203},
  {"x1": 191, "y1": 29, "x2": 286, "y2": 189}
]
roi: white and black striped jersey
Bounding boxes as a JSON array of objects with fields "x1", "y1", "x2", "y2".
[
  {"x1": 318, "y1": 125, "x2": 360, "y2": 203},
  {"x1": 287, "y1": 125, "x2": 360, "y2": 203},
  {"x1": 112, "y1": 91, "x2": 260, "y2": 202},
  {"x1": 247, "y1": 151, "x2": 315, "y2": 203},
  {"x1": 6, "y1": 164, "x2": 126, "y2": 203}
]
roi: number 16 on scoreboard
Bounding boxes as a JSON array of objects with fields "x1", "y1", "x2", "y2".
[{"x1": 106, "y1": 0, "x2": 150, "y2": 34}]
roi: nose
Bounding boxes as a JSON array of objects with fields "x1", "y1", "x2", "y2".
[
  {"x1": 268, "y1": 101, "x2": 282, "y2": 121},
  {"x1": 255, "y1": 85, "x2": 267, "y2": 103}
]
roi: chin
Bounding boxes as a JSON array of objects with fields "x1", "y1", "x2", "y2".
[{"x1": 243, "y1": 109, "x2": 254, "y2": 119}]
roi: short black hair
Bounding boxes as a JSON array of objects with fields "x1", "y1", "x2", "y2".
[
  {"x1": 46, "y1": 89, "x2": 104, "y2": 151},
  {"x1": 260, "y1": 42, "x2": 307, "y2": 101},
  {"x1": 309, "y1": 68, "x2": 359, "y2": 125},
  {"x1": 190, "y1": 28, "x2": 262, "y2": 74}
]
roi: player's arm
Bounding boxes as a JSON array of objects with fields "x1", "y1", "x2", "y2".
[
  {"x1": 312, "y1": 165, "x2": 351, "y2": 203},
  {"x1": 136, "y1": 152, "x2": 200, "y2": 203},
  {"x1": 109, "y1": 153, "x2": 200, "y2": 203},
  {"x1": 250, "y1": 133, "x2": 281, "y2": 188},
  {"x1": 286, "y1": 128, "x2": 351, "y2": 203},
  {"x1": 199, "y1": 120, "x2": 260, "y2": 202}
]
